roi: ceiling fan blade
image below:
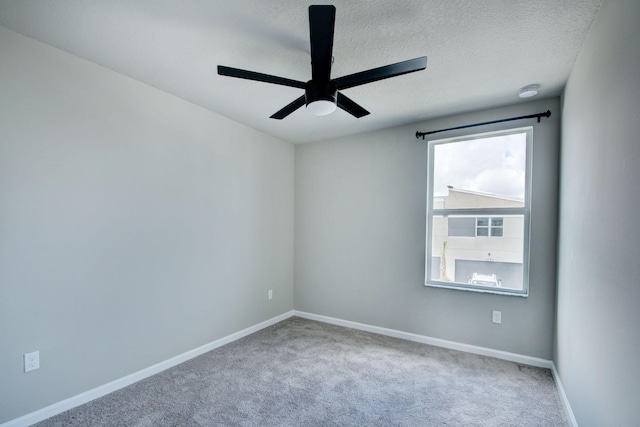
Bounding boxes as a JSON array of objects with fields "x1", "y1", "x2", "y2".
[
  {"x1": 218, "y1": 65, "x2": 305, "y2": 89},
  {"x1": 270, "y1": 95, "x2": 306, "y2": 120},
  {"x1": 333, "y1": 56, "x2": 427, "y2": 90},
  {"x1": 337, "y1": 92, "x2": 370, "y2": 118},
  {"x1": 309, "y1": 5, "x2": 336, "y2": 82}
]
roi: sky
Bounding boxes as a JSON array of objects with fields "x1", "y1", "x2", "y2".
[{"x1": 431, "y1": 132, "x2": 527, "y2": 200}]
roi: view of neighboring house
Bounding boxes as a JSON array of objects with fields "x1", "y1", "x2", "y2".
[{"x1": 431, "y1": 187, "x2": 525, "y2": 290}]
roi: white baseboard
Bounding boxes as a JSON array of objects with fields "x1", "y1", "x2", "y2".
[
  {"x1": 5, "y1": 310, "x2": 575, "y2": 427},
  {"x1": 1, "y1": 311, "x2": 295, "y2": 427},
  {"x1": 551, "y1": 363, "x2": 579, "y2": 427},
  {"x1": 293, "y1": 310, "x2": 553, "y2": 369}
]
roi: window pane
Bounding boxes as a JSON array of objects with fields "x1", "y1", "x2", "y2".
[
  {"x1": 431, "y1": 133, "x2": 526, "y2": 208},
  {"x1": 431, "y1": 214, "x2": 525, "y2": 291},
  {"x1": 491, "y1": 218, "x2": 503, "y2": 227},
  {"x1": 477, "y1": 217, "x2": 489, "y2": 227},
  {"x1": 477, "y1": 228, "x2": 489, "y2": 236}
]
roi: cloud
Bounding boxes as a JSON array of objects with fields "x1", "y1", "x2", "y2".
[
  {"x1": 464, "y1": 167, "x2": 525, "y2": 199},
  {"x1": 432, "y1": 132, "x2": 526, "y2": 199}
]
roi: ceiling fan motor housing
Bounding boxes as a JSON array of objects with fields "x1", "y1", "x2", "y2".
[{"x1": 305, "y1": 80, "x2": 338, "y2": 106}]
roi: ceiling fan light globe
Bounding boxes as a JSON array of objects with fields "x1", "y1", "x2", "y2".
[{"x1": 307, "y1": 100, "x2": 337, "y2": 116}]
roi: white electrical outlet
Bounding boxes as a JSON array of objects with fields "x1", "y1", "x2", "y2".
[
  {"x1": 492, "y1": 310, "x2": 502, "y2": 324},
  {"x1": 24, "y1": 351, "x2": 40, "y2": 372},
  {"x1": 268, "y1": 289, "x2": 273, "y2": 300}
]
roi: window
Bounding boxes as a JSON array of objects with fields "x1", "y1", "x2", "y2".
[
  {"x1": 476, "y1": 217, "x2": 503, "y2": 237},
  {"x1": 425, "y1": 127, "x2": 532, "y2": 296},
  {"x1": 448, "y1": 216, "x2": 504, "y2": 237}
]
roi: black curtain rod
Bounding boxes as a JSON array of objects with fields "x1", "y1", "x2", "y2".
[{"x1": 415, "y1": 110, "x2": 551, "y2": 139}]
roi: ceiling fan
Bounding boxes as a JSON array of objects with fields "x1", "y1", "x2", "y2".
[{"x1": 218, "y1": 5, "x2": 427, "y2": 119}]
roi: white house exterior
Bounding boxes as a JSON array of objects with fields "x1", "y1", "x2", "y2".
[{"x1": 431, "y1": 188, "x2": 525, "y2": 289}]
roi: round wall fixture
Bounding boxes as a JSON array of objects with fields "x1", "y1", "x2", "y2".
[{"x1": 518, "y1": 84, "x2": 540, "y2": 98}]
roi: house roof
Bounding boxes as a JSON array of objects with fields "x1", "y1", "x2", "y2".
[{"x1": 445, "y1": 187, "x2": 524, "y2": 203}]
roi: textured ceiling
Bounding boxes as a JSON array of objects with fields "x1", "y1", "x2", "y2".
[{"x1": 0, "y1": 0, "x2": 601, "y2": 144}]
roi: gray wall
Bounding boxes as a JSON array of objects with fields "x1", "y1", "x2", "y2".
[
  {"x1": 557, "y1": 0, "x2": 640, "y2": 425},
  {"x1": 0, "y1": 27, "x2": 294, "y2": 423},
  {"x1": 295, "y1": 97, "x2": 560, "y2": 359}
]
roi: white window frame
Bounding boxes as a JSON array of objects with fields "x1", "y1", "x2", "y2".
[{"x1": 425, "y1": 127, "x2": 533, "y2": 296}]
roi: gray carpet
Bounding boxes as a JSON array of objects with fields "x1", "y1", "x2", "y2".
[{"x1": 34, "y1": 317, "x2": 567, "y2": 426}]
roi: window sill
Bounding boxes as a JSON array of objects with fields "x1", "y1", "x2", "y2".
[{"x1": 425, "y1": 281, "x2": 529, "y2": 297}]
